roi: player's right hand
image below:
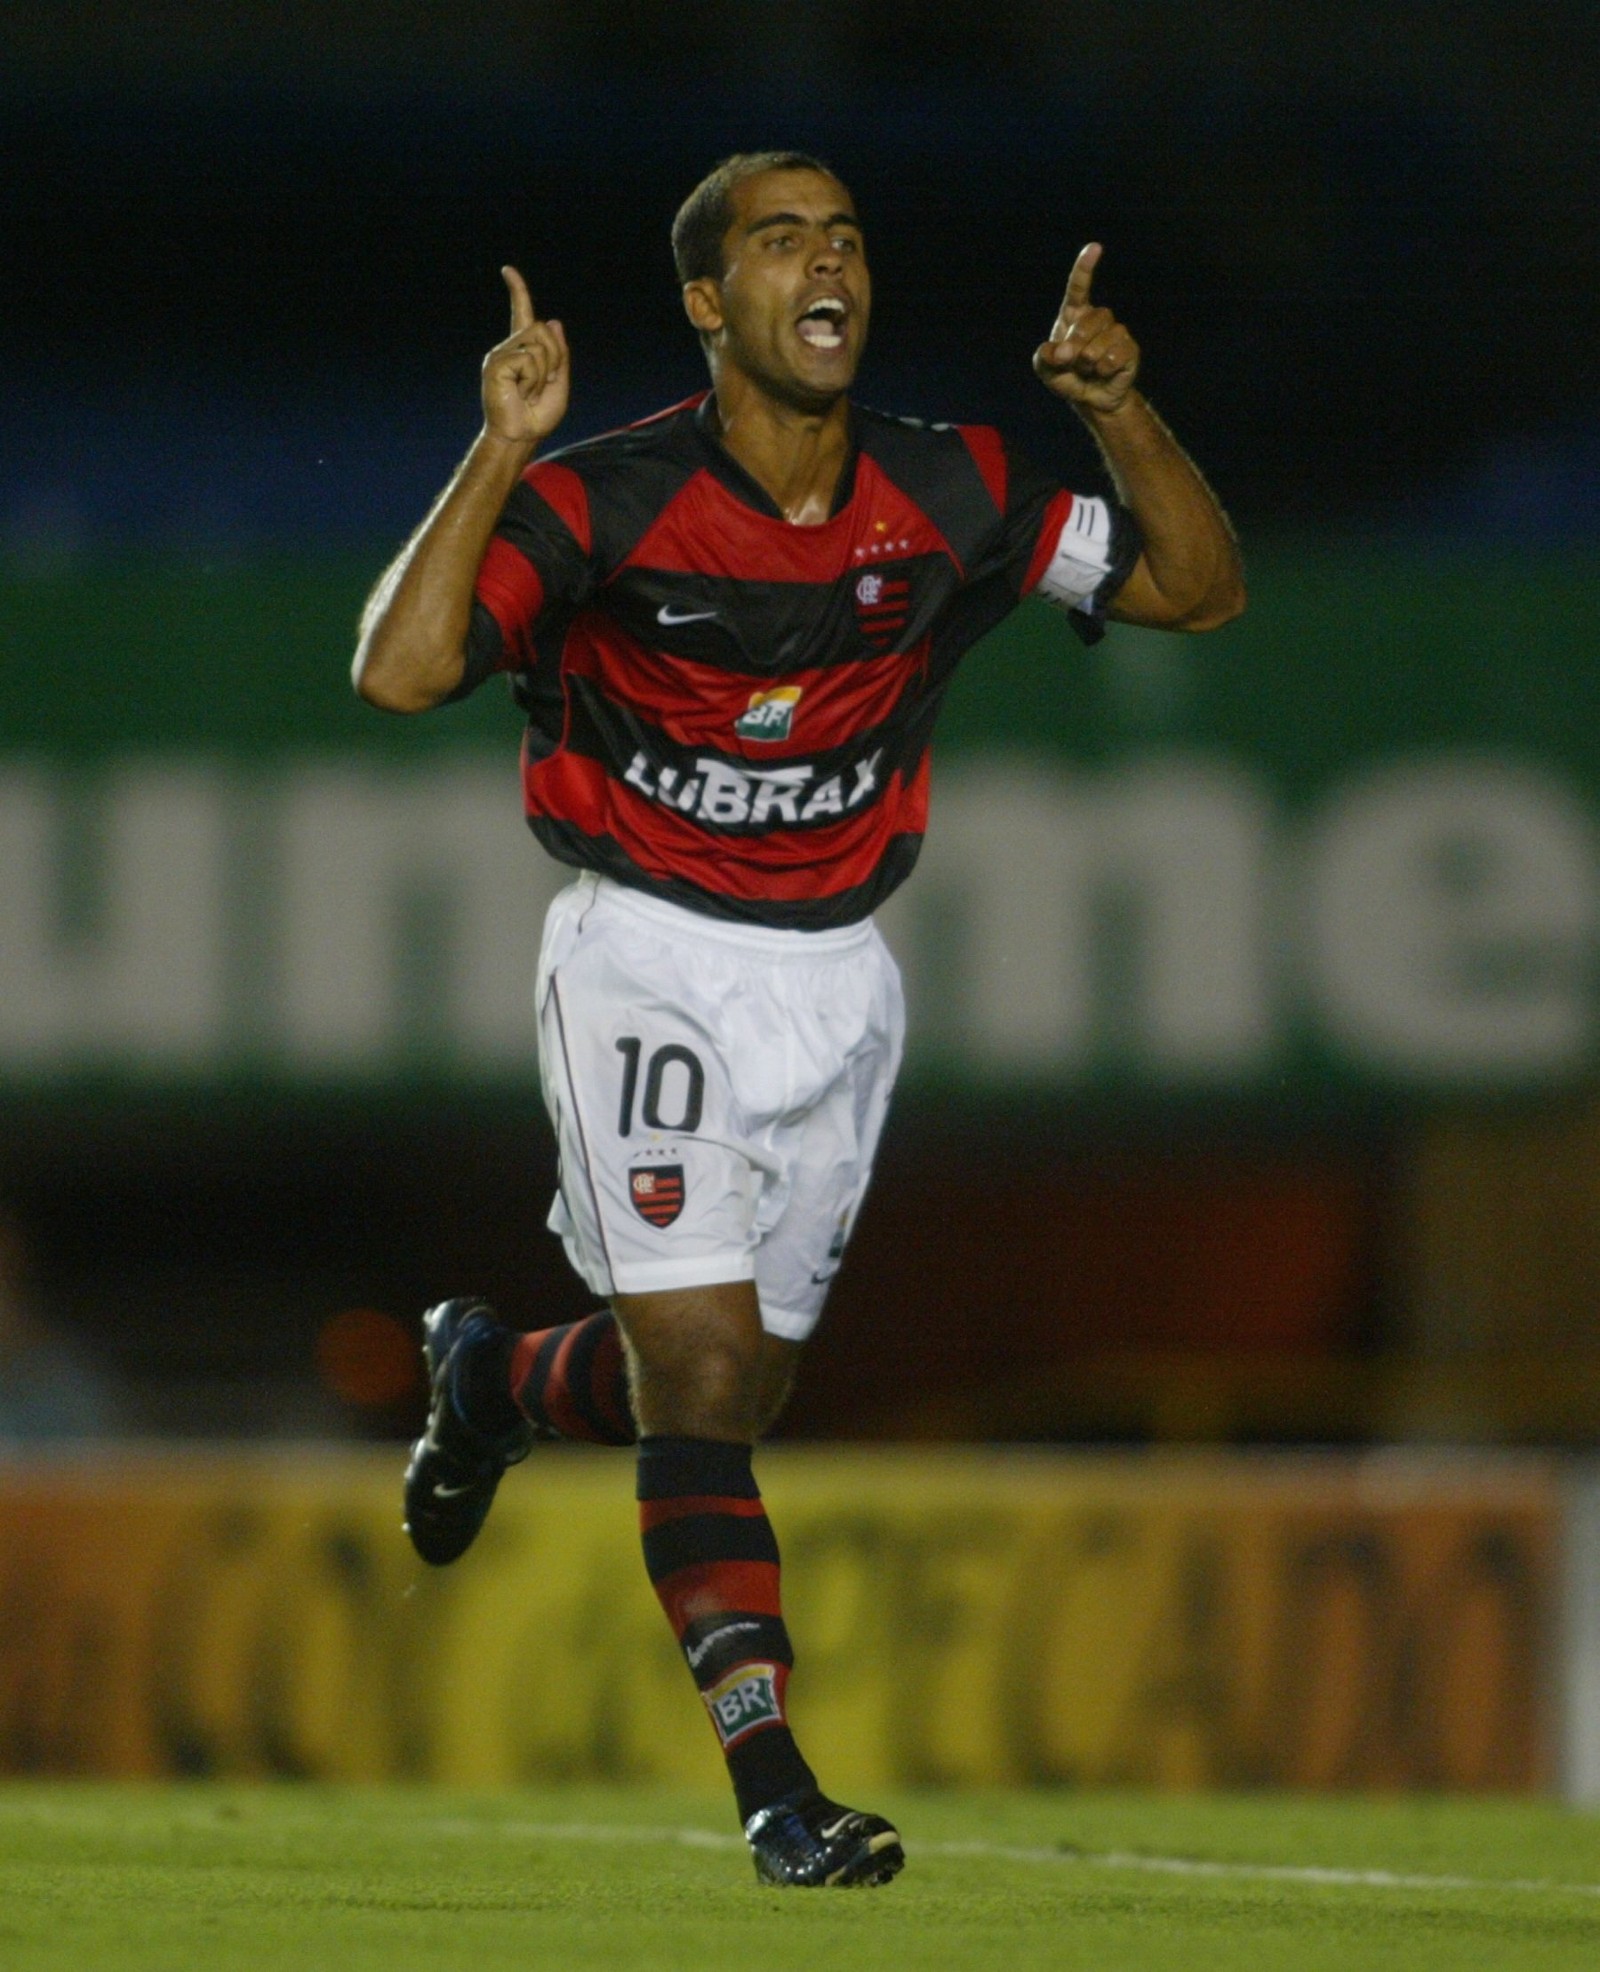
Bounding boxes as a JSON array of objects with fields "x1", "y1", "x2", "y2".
[{"x1": 481, "y1": 266, "x2": 570, "y2": 446}]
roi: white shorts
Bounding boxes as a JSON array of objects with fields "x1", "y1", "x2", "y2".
[{"x1": 536, "y1": 874, "x2": 905, "y2": 1342}]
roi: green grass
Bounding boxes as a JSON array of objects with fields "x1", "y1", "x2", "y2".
[{"x1": 2, "y1": 1784, "x2": 1598, "y2": 1971}]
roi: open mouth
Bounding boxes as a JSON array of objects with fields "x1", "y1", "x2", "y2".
[{"x1": 795, "y1": 296, "x2": 848, "y2": 350}]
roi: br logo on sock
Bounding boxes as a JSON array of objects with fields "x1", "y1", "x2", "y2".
[
  {"x1": 703, "y1": 1662, "x2": 782, "y2": 1747},
  {"x1": 629, "y1": 1164, "x2": 685, "y2": 1227}
]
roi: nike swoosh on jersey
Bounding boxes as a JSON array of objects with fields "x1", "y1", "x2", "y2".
[
  {"x1": 431, "y1": 1480, "x2": 476, "y2": 1499},
  {"x1": 657, "y1": 604, "x2": 719, "y2": 625}
]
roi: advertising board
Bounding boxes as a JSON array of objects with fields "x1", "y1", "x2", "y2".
[
  {"x1": 0, "y1": 1450, "x2": 1558, "y2": 1793},
  {"x1": 5, "y1": 548, "x2": 1597, "y2": 1100}
]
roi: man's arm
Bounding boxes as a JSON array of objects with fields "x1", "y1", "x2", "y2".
[
  {"x1": 353, "y1": 267, "x2": 570, "y2": 713},
  {"x1": 1033, "y1": 244, "x2": 1244, "y2": 632}
]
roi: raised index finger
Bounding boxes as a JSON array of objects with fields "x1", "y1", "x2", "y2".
[
  {"x1": 1060, "y1": 242, "x2": 1103, "y2": 317},
  {"x1": 502, "y1": 265, "x2": 536, "y2": 333}
]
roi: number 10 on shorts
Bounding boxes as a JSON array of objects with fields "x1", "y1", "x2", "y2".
[{"x1": 615, "y1": 1038, "x2": 706, "y2": 1136}]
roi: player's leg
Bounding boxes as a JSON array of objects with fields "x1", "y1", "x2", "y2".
[
  {"x1": 506, "y1": 1307, "x2": 635, "y2": 1442},
  {"x1": 501, "y1": 1297, "x2": 794, "y2": 1445},
  {"x1": 403, "y1": 880, "x2": 639, "y2": 1564},
  {"x1": 595, "y1": 898, "x2": 903, "y2": 1879},
  {"x1": 614, "y1": 1278, "x2": 902, "y2": 1888},
  {"x1": 405, "y1": 876, "x2": 773, "y2": 1564},
  {"x1": 410, "y1": 879, "x2": 901, "y2": 1877},
  {"x1": 686, "y1": 921, "x2": 902, "y2": 1880},
  {"x1": 403, "y1": 1291, "x2": 792, "y2": 1567}
]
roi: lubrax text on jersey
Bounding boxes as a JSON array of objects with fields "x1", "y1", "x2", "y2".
[{"x1": 621, "y1": 750, "x2": 884, "y2": 828}]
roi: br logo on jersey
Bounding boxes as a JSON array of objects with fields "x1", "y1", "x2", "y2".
[
  {"x1": 854, "y1": 569, "x2": 911, "y2": 649},
  {"x1": 630, "y1": 1164, "x2": 685, "y2": 1227},
  {"x1": 735, "y1": 686, "x2": 802, "y2": 743}
]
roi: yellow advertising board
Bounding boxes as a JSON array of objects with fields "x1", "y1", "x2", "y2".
[{"x1": 0, "y1": 1448, "x2": 1558, "y2": 1792}]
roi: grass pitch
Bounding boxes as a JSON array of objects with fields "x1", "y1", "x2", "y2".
[{"x1": 2, "y1": 1784, "x2": 1598, "y2": 1971}]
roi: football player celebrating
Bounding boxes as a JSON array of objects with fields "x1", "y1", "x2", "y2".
[{"x1": 354, "y1": 152, "x2": 1242, "y2": 1887}]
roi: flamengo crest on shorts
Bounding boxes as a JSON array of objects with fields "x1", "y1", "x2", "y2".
[
  {"x1": 703, "y1": 1661, "x2": 783, "y2": 1747},
  {"x1": 630, "y1": 1164, "x2": 685, "y2": 1227}
]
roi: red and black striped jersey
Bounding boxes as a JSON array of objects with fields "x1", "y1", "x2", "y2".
[{"x1": 462, "y1": 392, "x2": 1139, "y2": 928}]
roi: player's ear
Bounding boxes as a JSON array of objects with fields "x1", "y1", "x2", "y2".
[{"x1": 682, "y1": 279, "x2": 724, "y2": 338}]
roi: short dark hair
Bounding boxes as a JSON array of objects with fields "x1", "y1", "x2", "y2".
[{"x1": 671, "y1": 151, "x2": 843, "y2": 285}]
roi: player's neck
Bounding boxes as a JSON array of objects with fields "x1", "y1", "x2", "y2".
[{"x1": 707, "y1": 377, "x2": 852, "y2": 527}]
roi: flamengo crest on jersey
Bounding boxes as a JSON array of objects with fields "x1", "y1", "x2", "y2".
[
  {"x1": 853, "y1": 568, "x2": 912, "y2": 648},
  {"x1": 463, "y1": 394, "x2": 1140, "y2": 929}
]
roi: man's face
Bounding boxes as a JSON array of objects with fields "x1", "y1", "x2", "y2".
[{"x1": 686, "y1": 168, "x2": 871, "y2": 412}]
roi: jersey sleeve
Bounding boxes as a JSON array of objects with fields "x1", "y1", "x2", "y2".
[
  {"x1": 959, "y1": 429, "x2": 1141, "y2": 646},
  {"x1": 451, "y1": 460, "x2": 599, "y2": 698}
]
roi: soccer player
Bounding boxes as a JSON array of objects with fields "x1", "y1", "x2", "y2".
[{"x1": 353, "y1": 151, "x2": 1242, "y2": 1886}]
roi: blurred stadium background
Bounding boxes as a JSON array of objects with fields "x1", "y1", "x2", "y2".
[{"x1": 3, "y1": 0, "x2": 1600, "y2": 1805}]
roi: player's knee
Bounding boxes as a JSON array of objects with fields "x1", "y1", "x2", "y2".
[
  {"x1": 627, "y1": 1328, "x2": 762, "y2": 1439},
  {"x1": 685, "y1": 1336, "x2": 762, "y2": 1431},
  {"x1": 613, "y1": 1283, "x2": 766, "y2": 1438}
]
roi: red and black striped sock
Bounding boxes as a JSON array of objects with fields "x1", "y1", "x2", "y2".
[
  {"x1": 500, "y1": 1311, "x2": 635, "y2": 1445},
  {"x1": 637, "y1": 1435, "x2": 817, "y2": 1823}
]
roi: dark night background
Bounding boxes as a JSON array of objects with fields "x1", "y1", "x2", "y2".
[
  {"x1": 2, "y1": 0, "x2": 1597, "y2": 1445},
  {"x1": 8, "y1": 0, "x2": 1597, "y2": 556}
]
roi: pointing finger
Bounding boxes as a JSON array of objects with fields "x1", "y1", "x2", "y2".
[
  {"x1": 1060, "y1": 241, "x2": 1103, "y2": 320},
  {"x1": 502, "y1": 264, "x2": 536, "y2": 333}
]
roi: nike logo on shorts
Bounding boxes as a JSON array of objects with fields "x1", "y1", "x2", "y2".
[
  {"x1": 657, "y1": 604, "x2": 718, "y2": 626},
  {"x1": 431, "y1": 1480, "x2": 475, "y2": 1499}
]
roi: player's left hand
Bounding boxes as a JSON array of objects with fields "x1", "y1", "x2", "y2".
[{"x1": 1033, "y1": 244, "x2": 1140, "y2": 414}]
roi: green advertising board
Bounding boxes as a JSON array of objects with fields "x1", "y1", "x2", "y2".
[{"x1": 2, "y1": 546, "x2": 1597, "y2": 1100}]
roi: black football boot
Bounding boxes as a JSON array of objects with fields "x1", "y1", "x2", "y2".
[
  {"x1": 743, "y1": 1791, "x2": 905, "y2": 1888},
  {"x1": 402, "y1": 1298, "x2": 538, "y2": 1565}
]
